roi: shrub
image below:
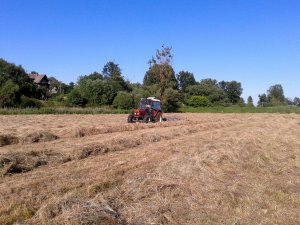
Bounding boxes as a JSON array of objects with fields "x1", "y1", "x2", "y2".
[
  {"x1": 113, "y1": 92, "x2": 134, "y2": 109},
  {"x1": 188, "y1": 96, "x2": 209, "y2": 107},
  {"x1": 44, "y1": 95, "x2": 69, "y2": 107},
  {"x1": 68, "y1": 89, "x2": 88, "y2": 107},
  {"x1": 20, "y1": 96, "x2": 43, "y2": 108}
]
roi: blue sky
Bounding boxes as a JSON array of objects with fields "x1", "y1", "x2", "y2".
[{"x1": 1, "y1": 0, "x2": 299, "y2": 103}]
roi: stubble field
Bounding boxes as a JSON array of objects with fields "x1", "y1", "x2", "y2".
[{"x1": 0, "y1": 113, "x2": 300, "y2": 225}]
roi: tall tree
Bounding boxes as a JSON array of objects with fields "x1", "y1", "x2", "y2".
[
  {"x1": 0, "y1": 59, "x2": 28, "y2": 86},
  {"x1": 143, "y1": 64, "x2": 177, "y2": 89},
  {"x1": 267, "y1": 84, "x2": 285, "y2": 104},
  {"x1": 185, "y1": 81, "x2": 226, "y2": 104},
  {"x1": 102, "y1": 61, "x2": 130, "y2": 92},
  {"x1": 0, "y1": 59, "x2": 38, "y2": 106},
  {"x1": 143, "y1": 64, "x2": 164, "y2": 86},
  {"x1": 258, "y1": 93, "x2": 268, "y2": 107},
  {"x1": 247, "y1": 96, "x2": 254, "y2": 107},
  {"x1": 144, "y1": 45, "x2": 177, "y2": 97},
  {"x1": 219, "y1": 81, "x2": 243, "y2": 104},
  {"x1": 0, "y1": 80, "x2": 20, "y2": 107},
  {"x1": 76, "y1": 76, "x2": 117, "y2": 106},
  {"x1": 176, "y1": 71, "x2": 196, "y2": 92},
  {"x1": 102, "y1": 62, "x2": 121, "y2": 79},
  {"x1": 201, "y1": 78, "x2": 218, "y2": 87},
  {"x1": 293, "y1": 97, "x2": 300, "y2": 106}
]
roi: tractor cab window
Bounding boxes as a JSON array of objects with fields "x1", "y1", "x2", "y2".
[
  {"x1": 138, "y1": 99, "x2": 161, "y2": 111},
  {"x1": 138, "y1": 100, "x2": 147, "y2": 109},
  {"x1": 151, "y1": 101, "x2": 161, "y2": 111}
]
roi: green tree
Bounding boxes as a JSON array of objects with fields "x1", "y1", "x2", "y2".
[
  {"x1": 219, "y1": 81, "x2": 243, "y2": 104},
  {"x1": 84, "y1": 72, "x2": 103, "y2": 81},
  {"x1": 0, "y1": 58, "x2": 36, "y2": 100},
  {"x1": 188, "y1": 96, "x2": 209, "y2": 107},
  {"x1": 77, "y1": 76, "x2": 117, "y2": 106},
  {"x1": 143, "y1": 64, "x2": 161, "y2": 86},
  {"x1": 83, "y1": 79, "x2": 104, "y2": 105},
  {"x1": 145, "y1": 45, "x2": 178, "y2": 97},
  {"x1": 201, "y1": 78, "x2": 218, "y2": 87},
  {"x1": 185, "y1": 79, "x2": 226, "y2": 104},
  {"x1": 113, "y1": 92, "x2": 135, "y2": 109},
  {"x1": 293, "y1": 97, "x2": 300, "y2": 106},
  {"x1": 258, "y1": 93, "x2": 268, "y2": 107},
  {"x1": 0, "y1": 80, "x2": 20, "y2": 107},
  {"x1": 49, "y1": 77, "x2": 75, "y2": 95},
  {"x1": 68, "y1": 89, "x2": 88, "y2": 107},
  {"x1": 101, "y1": 82, "x2": 118, "y2": 105},
  {"x1": 131, "y1": 83, "x2": 160, "y2": 102},
  {"x1": 77, "y1": 72, "x2": 103, "y2": 87},
  {"x1": 143, "y1": 64, "x2": 177, "y2": 89},
  {"x1": 61, "y1": 82, "x2": 74, "y2": 94},
  {"x1": 0, "y1": 59, "x2": 29, "y2": 86},
  {"x1": 247, "y1": 96, "x2": 254, "y2": 107},
  {"x1": 238, "y1": 97, "x2": 245, "y2": 107},
  {"x1": 176, "y1": 71, "x2": 196, "y2": 92},
  {"x1": 285, "y1": 98, "x2": 293, "y2": 106},
  {"x1": 161, "y1": 88, "x2": 182, "y2": 112},
  {"x1": 267, "y1": 84, "x2": 285, "y2": 104},
  {"x1": 130, "y1": 83, "x2": 158, "y2": 104},
  {"x1": 102, "y1": 62, "x2": 131, "y2": 92},
  {"x1": 103, "y1": 62, "x2": 121, "y2": 79}
]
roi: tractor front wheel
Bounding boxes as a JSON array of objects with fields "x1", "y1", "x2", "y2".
[{"x1": 128, "y1": 115, "x2": 133, "y2": 123}]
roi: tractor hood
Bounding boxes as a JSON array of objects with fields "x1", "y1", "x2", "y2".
[
  {"x1": 133, "y1": 109, "x2": 145, "y2": 117},
  {"x1": 133, "y1": 109, "x2": 144, "y2": 113}
]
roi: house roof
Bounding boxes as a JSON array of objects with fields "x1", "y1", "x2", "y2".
[{"x1": 29, "y1": 74, "x2": 49, "y2": 84}]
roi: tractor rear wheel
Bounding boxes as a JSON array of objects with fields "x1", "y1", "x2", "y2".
[{"x1": 155, "y1": 112, "x2": 162, "y2": 123}]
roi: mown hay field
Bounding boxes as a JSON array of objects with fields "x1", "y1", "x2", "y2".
[{"x1": 0, "y1": 113, "x2": 300, "y2": 225}]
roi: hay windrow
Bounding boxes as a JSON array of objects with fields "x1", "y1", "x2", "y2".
[
  {"x1": 22, "y1": 131, "x2": 59, "y2": 144},
  {"x1": 0, "y1": 151, "x2": 54, "y2": 176},
  {"x1": 0, "y1": 135, "x2": 19, "y2": 147},
  {"x1": 30, "y1": 194, "x2": 127, "y2": 225},
  {"x1": 0, "y1": 114, "x2": 299, "y2": 225},
  {"x1": 0, "y1": 131, "x2": 59, "y2": 147}
]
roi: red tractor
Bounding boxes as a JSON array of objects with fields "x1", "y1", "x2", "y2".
[{"x1": 128, "y1": 97, "x2": 163, "y2": 123}]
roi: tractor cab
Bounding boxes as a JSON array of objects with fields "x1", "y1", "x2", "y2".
[{"x1": 128, "y1": 97, "x2": 163, "y2": 123}]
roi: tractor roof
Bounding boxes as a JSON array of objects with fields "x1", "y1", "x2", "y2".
[{"x1": 146, "y1": 97, "x2": 161, "y2": 102}]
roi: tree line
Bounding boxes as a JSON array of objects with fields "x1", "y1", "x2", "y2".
[
  {"x1": 0, "y1": 46, "x2": 299, "y2": 111},
  {"x1": 257, "y1": 84, "x2": 300, "y2": 107}
]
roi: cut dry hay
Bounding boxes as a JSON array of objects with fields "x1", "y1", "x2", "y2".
[
  {"x1": 0, "y1": 131, "x2": 58, "y2": 148},
  {"x1": 0, "y1": 135, "x2": 19, "y2": 147},
  {"x1": 0, "y1": 151, "x2": 49, "y2": 176},
  {"x1": 0, "y1": 113, "x2": 299, "y2": 225},
  {"x1": 30, "y1": 193, "x2": 126, "y2": 225},
  {"x1": 21, "y1": 131, "x2": 59, "y2": 144}
]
